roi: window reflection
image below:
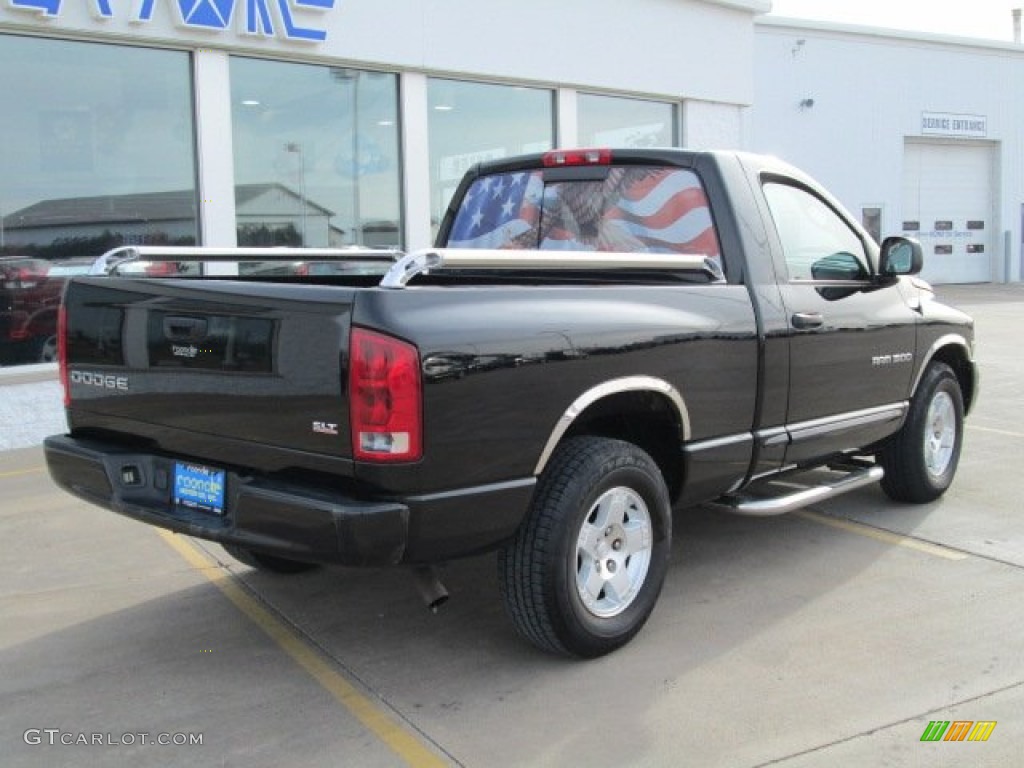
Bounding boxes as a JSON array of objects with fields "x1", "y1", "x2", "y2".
[
  {"x1": 229, "y1": 59, "x2": 401, "y2": 248},
  {"x1": 0, "y1": 34, "x2": 196, "y2": 367},
  {"x1": 578, "y1": 93, "x2": 678, "y2": 148},
  {"x1": 0, "y1": 36, "x2": 197, "y2": 259},
  {"x1": 428, "y1": 79, "x2": 554, "y2": 235}
]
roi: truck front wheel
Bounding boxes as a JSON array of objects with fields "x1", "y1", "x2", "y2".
[
  {"x1": 880, "y1": 361, "x2": 965, "y2": 503},
  {"x1": 498, "y1": 437, "x2": 672, "y2": 657}
]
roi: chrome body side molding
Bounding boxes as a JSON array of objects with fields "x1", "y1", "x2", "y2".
[
  {"x1": 682, "y1": 432, "x2": 752, "y2": 454},
  {"x1": 786, "y1": 403, "x2": 908, "y2": 444}
]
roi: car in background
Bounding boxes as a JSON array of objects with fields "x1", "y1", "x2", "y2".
[{"x1": 0, "y1": 256, "x2": 93, "y2": 366}]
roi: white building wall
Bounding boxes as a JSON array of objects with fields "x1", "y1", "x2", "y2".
[
  {"x1": 683, "y1": 100, "x2": 746, "y2": 149},
  {"x1": 752, "y1": 19, "x2": 1024, "y2": 282},
  {"x1": 1, "y1": 0, "x2": 764, "y2": 107},
  {"x1": 413, "y1": 0, "x2": 761, "y2": 106}
]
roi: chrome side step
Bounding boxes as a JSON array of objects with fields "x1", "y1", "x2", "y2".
[{"x1": 714, "y1": 465, "x2": 884, "y2": 517}]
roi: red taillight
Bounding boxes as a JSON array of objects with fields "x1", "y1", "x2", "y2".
[
  {"x1": 542, "y1": 148, "x2": 612, "y2": 167},
  {"x1": 144, "y1": 261, "x2": 178, "y2": 276},
  {"x1": 349, "y1": 328, "x2": 422, "y2": 462},
  {"x1": 58, "y1": 304, "x2": 70, "y2": 407},
  {"x1": 2, "y1": 266, "x2": 46, "y2": 290}
]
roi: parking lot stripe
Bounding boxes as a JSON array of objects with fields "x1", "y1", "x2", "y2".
[
  {"x1": 793, "y1": 510, "x2": 968, "y2": 561},
  {"x1": 157, "y1": 530, "x2": 450, "y2": 768},
  {"x1": 0, "y1": 467, "x2": 44, "y2": 479},
  {"x1": 967, "y1": 424, "x2": 1024, "y2": 439}
]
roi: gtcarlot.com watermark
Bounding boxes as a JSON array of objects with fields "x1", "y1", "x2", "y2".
[{"x1": 24, "y1": 729, "x2": 203, "y2": 747}]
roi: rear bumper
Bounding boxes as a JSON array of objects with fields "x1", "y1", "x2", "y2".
[{"x1": 44, "y1": 434, "x2": 533, "y2": 566}]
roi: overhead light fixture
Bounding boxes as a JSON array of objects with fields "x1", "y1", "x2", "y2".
[
  {"x1": 241, "y1": 99, "x2": 261, "y2": 107},
  {"x1": 430, "y1": 82, "x2": 456, "y2": 112}
]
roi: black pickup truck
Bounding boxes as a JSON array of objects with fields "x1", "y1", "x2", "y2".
[{"x1": 45, "y1": 148, "x2": 976, "y2": 657}]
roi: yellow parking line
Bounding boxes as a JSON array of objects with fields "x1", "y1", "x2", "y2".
[
  {"x1": 0, "y1": 466, "x2": 45, "y2": 479},
  {"x1": 157, "y1": 530, "x2": 449, "y2": 768},
  {"x1": 793, "y1": 510, "x2": 968, "y2": 561}
]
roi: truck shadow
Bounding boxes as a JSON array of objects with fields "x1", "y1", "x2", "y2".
[{"x1": 1, "y1": 487, "x2": 964, "y2": 767}]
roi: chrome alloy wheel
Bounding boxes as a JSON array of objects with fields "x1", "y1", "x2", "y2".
[
  {"x1": 924, "y1": 390, "x2": 957, "y2": 478},
  {"x1": 38, "y1": 335, "x2": 58, "y2": 363},
  {"x1": 575, "y1": 486, "x2": 653, "y2": 619}
]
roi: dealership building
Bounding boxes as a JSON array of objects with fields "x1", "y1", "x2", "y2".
[
  {"x1": 753, "y1": 17, "x2": 1024, "y2": 285},
  {"x1": 1, "y1": 0, "x2": 1022, "y2": 285}
]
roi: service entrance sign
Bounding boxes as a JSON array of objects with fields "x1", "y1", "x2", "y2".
[{"x1": 921, "y1": 112, "x2": 988, "y2": 139}]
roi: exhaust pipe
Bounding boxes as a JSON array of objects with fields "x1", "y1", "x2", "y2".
[{"x1": 412, "y1": 566, "x2": 449, "y2": 613}]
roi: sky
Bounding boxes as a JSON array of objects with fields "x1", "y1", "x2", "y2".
[{"x1": 767, "y1": 0, "x2": 1022, "y2": 42}]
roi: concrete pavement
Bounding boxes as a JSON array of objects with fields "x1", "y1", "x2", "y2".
[{"x1": 0, "y1": 364, "x2": 65, "y2": 452}]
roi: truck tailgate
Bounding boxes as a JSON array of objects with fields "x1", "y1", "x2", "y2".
[{"x1": 62, "y1": 277, "x2": 358, "y2": 469}]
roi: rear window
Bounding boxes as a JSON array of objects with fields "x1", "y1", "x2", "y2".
[{"x1": 447, "y1": 167, "x2": 720, "y2": 262}]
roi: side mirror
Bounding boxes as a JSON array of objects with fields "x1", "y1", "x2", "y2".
[{"x1": 879, "y1": 236, "x2": 922, "y2": 276}]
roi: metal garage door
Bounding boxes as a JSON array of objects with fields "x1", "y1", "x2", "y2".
[{"x1": 901, "y1": 140, "x2": 996, "y2": 284}]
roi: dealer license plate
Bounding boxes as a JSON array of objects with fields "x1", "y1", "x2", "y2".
[{"x1": 173, "y1": 462, "x2": 226, "y2": 516}]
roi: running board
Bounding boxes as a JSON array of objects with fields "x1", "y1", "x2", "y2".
[{"x1": 714, "y1": 466, "x2": 884, "y2": 517}]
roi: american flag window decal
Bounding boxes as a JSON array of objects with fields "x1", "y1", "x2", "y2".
[
  {"x1": 449, "y1": 171, "x2": 545, "y2": 250},
  {"x1": 448, "y1": 167, "x2": 721, "y2": 265}
]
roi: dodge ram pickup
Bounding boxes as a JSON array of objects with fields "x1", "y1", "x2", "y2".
[{"x1": 45, "y1": 148, "x2": 977, "y2": 657}]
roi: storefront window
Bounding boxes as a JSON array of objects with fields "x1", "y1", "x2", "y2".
[
  {"x1": 428, "y1": 78, "x2": 554, "y2": 233},
  {"x1": 578, "y1": 93, "x2": 679, "y2": 148},
  {"x1": 0, "y1": 35, "x2": 196, "y2": 366},
  {"x1": 230, "y1": 59, "x2": 401, "y2": 249}
]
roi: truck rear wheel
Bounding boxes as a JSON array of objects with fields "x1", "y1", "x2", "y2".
[
  {"x1": 498, "y1": 437, "x2": 672, "y2": 657},
  {"x1": 880, "y1": 362, "x2": 964, "y2": 503},
  {"x1": 221, "y1": 543, "x2": 320, "y2": 574}
]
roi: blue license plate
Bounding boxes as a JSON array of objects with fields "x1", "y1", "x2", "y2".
[{"x1": 173, "y1": 462, "x2": 226, "y2": 515}]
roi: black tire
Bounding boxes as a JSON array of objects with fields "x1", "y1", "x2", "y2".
[
  {"x1": 221, "y1": 543, "x2": 320, "y2": 574},
  {"x1": 498, "y1": 436, "x2": 672, "y2": 658},
  {"x1": 880, "y1": 362, "x2": 964, "y2": 503}
]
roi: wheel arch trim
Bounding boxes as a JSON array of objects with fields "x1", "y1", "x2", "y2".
[
  {"x1": 913, "y1": 333, "x2": 977, "y2": 413},
  {"x1": 533, "y1": 376, "x2": 691, "y2": 476}
]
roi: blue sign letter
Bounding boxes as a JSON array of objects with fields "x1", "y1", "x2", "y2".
[
  {"x1": 246, "y1": 0, "x2": 274, "y2": 35},
  {"x1": 9, "y1": 0, "x2": 63, "y2": 16},
  {"x1": 178, "y1": 0, "x2": 236, "y2": 29},
  {"x1": 276, "y1": 0, "x2": 332, "y2": 42}
]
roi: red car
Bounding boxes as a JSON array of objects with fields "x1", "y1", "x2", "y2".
[{"x1": 0, "y1": 257, "x2": 92, "y2": 365}]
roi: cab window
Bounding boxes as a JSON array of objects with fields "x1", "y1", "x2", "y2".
[{"x1": 763, "y1": 182, "x2": 869, "y2": 282}]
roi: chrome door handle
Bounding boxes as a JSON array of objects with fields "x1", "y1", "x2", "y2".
[{"x1": 791, "y1": 312, "x2": 824, "y2": 330}]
